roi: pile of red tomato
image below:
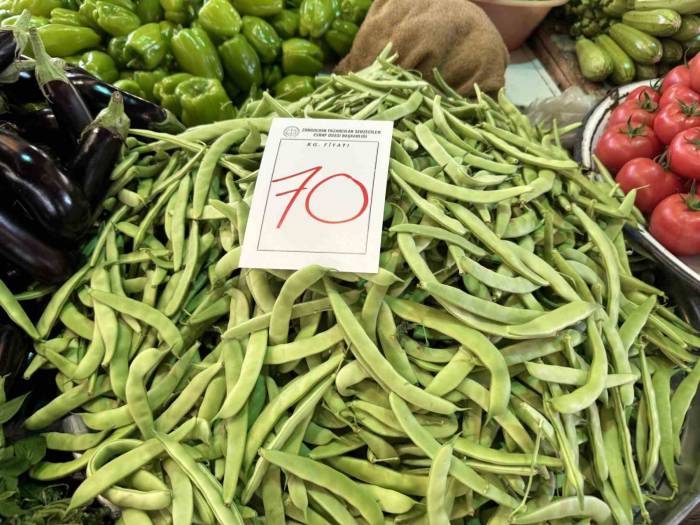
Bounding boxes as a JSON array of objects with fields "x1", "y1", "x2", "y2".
[{"x1": 594, "y1": 57, "x2": 700, "y2": 257}]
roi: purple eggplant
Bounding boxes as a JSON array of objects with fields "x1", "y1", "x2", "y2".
[
  {"x1": 1, "y1": 107, "x2": 75, "y2": 162},
  {"x1": 0, "y1": 63, "x2": 183, "y2": 133},
  {"x1": 0, "y1": 205, "x2": 75, "y2": 283},
  {"x1": 72, "y1": 92, "x2": 129, "y2": 207},
  {"x1": 0, "y1": 11, "x2": 30, "y2": 77},
  {"x1": 65, "y1": 68, "x2": 183, "y2": 132},
  {"x1": 0, "y1": 128, "x2": 90, "y2": 242},
  {"x1": 29, "y1": 29, "x2": 93, "y2": 146}
]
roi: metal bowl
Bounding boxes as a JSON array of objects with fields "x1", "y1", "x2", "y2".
[{"x1": 576, "y1": 79, "x2": 700, "y2": 295}]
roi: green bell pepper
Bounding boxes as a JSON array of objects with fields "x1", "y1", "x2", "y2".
[
  {"x1": 134, "y1": 0, "x2": 162, "y2": 23},
  {"x1": 281, "y1": 38, "x2": 323, "y2": 76},
  {"x1": 230, "y1": 0, "x2": 282, "y2": 17},
  {"x1": 198, "y1": 0, "x2": 241, "y2": 39},
  {"x1": 125, "y1": 22, "x2": 166, "y2": 69},
  {"x1": 241, "y1": 16, "x2": 281, "y2": 64},
  {"x1": 271, "y1": 9, "x2": 299, "y2": 39},
  {"x1": 223, "y1": 78, "x2": 239, "y2": 98},
  {"x1": 107, "y1": 35, "x2": 128, "y2": 66},
  {"x1": 2, "y1": 13, "x2": 47, "y2": 28},
  {"x1": 113, "y1": 78, "x2": 146, "y2": 98},
  {"x1": 77, "y1": 0, "x2": 100, "y2": 29},
  {"x1": 13, "y1": 0, "x2": 62, "y2": 17},
  {"x1": 275, "y1": 74, "x2": 314, "y2": 101},
  {"x1": 339, "y1": 0, "x2": 370, "y2": 24},
  {"x1": 263, "y1": 63, "x2": 282, "y2": 87},
  {"x1": 49, "y1": 7, "x2": 82, "y2": 25},
  {"x1": 132, "y1": 68, "x2": 167, "y2": 100},
  {"x1": 218, "y1": 33, "x2": 261, "y2": 91},
  {"x1": 153, "y1": 72, "x2": 192, "y2": 114},
  {"x1": 171, "y1": 27, "x2": 223, "y2": 79},
  {"x1": 62, "y1": 54, "x2": 82, "y2": 65},
  {"x1": 159, "y1": 0, "x2": 187, "y2": 24},
  {"x1": 35, "y1": 24, "x2": 101, "y2": 56},
  {"x1": 79, "y1": 50, "x2": 119, "y2": 82},
  {"x1": 175, "y1": 76, "x2": 235, "y2": 126},
  {"x1": 159, "y1": 19, "x2": 174, "y2": 40},
  {"x1": 94, "y1": 1, "x2": 141, "y2": 36},
  {"x1": 324, "y1": 18, "x2": 357, "y2": 56},
  {"x1": 299, "y1": 0, "x2": 335, "y2": 38}
]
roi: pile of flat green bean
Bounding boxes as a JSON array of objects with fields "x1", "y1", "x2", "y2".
[{"x1": 10, "y1": 45, "x2": 700, "y2": 525}]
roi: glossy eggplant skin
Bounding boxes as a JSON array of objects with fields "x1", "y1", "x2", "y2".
[
  {"x1": 0, "y1": 321, "x2": 29, "y2": 391},
  {"x1": 72, "y1": 126, "x2": 122, "y2": 207},
  {"x1": 0, "y1": 31, "x2": 20, "y2": 75},
  {"x1": 66, "y1": 69, "x2": 177, "y2": 130},
  {"x1": 0, "y1": 69, "x2": 41, "y2": 105},
  {"x1": 43, "y1": 79, "x2": 93, "y2": 146},
  {"x1": 1, "y1": 108, "x2": 76, "y2": 162},
  {"x1": 0, "y1": 205, "x2": 75, "y2": 284},
  {"x1": 0, "y1": 129, "x2": 90, "y2": 243}
]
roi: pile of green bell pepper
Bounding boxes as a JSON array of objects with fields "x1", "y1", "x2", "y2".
[{"x1": 1, "y1": 0, "x2": 373, "y2": 124}]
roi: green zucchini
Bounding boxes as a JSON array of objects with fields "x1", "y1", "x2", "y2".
[
  {"x1": 661, "y1": 38, "x2": 685, "y2": 62},
  {"x1": 576, "y1": 38, "x2": 614, "y2": 81},
  {"x1": 672, "y1": 15, "x2": 700, "y2": 41},
  {"x1": 684, "y1": 34, "x2": 700, "y2": 55},
  {"x1": 622, "y1": 9, "x2": 682, "y2": 37},
  {"x1": 635, "y1": 62, "x2": 659, "y2": 80},
  {"x1": 609, "y1": 23, "x2": 664, "y2": 64},
  {"x1": 603, "y1": 0, "x2": 628, "y2": 17},
  {"x1": 634, "y1": 0, "x2": 700, "y2": 15},
  {"x1": 595, "y1": 34, "x2": 636, "y2": 85}
]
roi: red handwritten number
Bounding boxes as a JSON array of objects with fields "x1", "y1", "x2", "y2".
[{"x1": 272, "y1": 167, "x2": 369, "y2": 228}]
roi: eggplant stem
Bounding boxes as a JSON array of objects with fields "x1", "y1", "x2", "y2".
[
  {"x1": 28, "y1": 28, "x2": 68, "y2": 97},
  {"x1": 9, "y1": 10, "x2": 32, "y2": 56},
  {"x1": 86, "y1": 92, "x2": 130, "y2": 140}
]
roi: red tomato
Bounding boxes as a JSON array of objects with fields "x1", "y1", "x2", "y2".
[
  {"x1": 691, "y1": 58, "x2": 700, "y2": 94},
  {"x1": 594, "y1": 123, "x2": 662, "y2": 173},
  {"x1": 616, "y1": 158, "x2": 684, "y2": 213},
  {"x1": 669, "y1": 127, "x2": 700, "y2": 179},
  {"x1": 608, "y1": 99, "x2": 657, "y2": 128},
  {"x1": 626, "y1": 85, "x2": 660, "y2": 104},
  {"x1": 650, "y1": 193, "x2": 700, "y2": 256},
  {"x1": 653, "y1": 100, "x2": 700, "y2": 144},
  {"x1": 662, "y1": 65, "x2": 691, "y2": 93},
  {"x1": 659, "y1": 84, "x2": 700, "y2": 108}
]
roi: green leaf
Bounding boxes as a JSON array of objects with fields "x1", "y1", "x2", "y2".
[
  {"x1": 12, "y1": 435, "x2": 45, "y2": 466},
  {"x1": 0, "y1": 498, "x2": 22, "y2": 518},
  {"x1": 0, "y1": 393, "x2": 28, "y2": 425},
  {"x1": 0, "y1": 456, "x2": 30, "y2": 477}
]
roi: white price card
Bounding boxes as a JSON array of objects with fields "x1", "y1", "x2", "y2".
[{"x1": 240, "y1": 118, "x2": 394, "y2": 273}]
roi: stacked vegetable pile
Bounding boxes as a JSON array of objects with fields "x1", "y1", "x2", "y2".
[
  {"x1": 594, "y1": 57, "x2": 700, "y2": 257},
  {"x1": 7, "y1": 47, "x2": 700, "y2": 524},
  {"x1": 0, "y1": 15, "x2": 140, "y2": 291},
  {"x1": 3, "y1": 0, "x2": 372, "y2": 125},
  {"x1": 566, "y1": 0, "x2": 700, "y2": 83}
]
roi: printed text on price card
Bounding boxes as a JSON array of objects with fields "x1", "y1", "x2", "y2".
[{"x1": 240, "y1": 118, "x2": 393, "y2": 273}]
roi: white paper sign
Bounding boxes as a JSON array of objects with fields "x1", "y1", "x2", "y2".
[{"x1": 240, "y1": 118, "x2": 393, "y2": 273}]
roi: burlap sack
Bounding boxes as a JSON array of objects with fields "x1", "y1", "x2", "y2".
[{"x1": 336, "y1": 0, "x2": 508, "y2": 95}]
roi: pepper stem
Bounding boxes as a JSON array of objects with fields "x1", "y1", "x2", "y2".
[
  {"x1": 88, "y1": 91, "x2": 130, "y2": 140},
  {"x1": 28, "y1": 27, "x2": 69, "y2": 97}
]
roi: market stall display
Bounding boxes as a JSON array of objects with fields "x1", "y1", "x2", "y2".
[
  {"x1": 1, "y1": 0, "x2": 373, "y2": 124},
  {"x1": 0, "y1": 44, "x2": 694, "y2": 524},
  {"x1": 564, "y1": 0, "x2": 700, "y2": 84}
]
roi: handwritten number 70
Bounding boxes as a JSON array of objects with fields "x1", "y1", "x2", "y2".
[{"x1": 271, "y1": 166, "x2": 369, "y2": 229}]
